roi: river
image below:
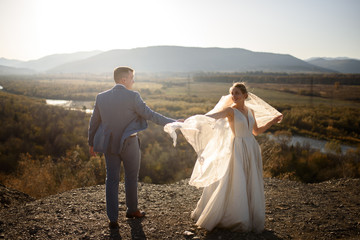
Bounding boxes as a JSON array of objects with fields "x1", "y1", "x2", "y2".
[
  {"x1": 45, "y1": 99, "x2": 94, "y2": 114},
  {"x1": 0, "y1": 84, "x2": 92, "y2": 113},
  {"x1": 268, "y1": 134, "x2": 356, "y2": 155}
]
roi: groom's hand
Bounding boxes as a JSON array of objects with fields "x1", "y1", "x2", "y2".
[
  {"x1": 89, "y1": 146, "x2": 97, "y2": 157},
  {"x1": 177, "y1": 119, "x2": 185, "y2": 122}
]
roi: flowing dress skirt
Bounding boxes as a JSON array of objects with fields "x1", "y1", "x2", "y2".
[{"x1": 191, "y1": 136, "x2": 265, "y2": 233}]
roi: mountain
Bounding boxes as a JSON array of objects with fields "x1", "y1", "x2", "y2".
[
  {"x1": 307, "y1": 58, "x2": 360, "y2": 73},
  {"x1": 18, "y1": 50, "x2": 103, "y2": 72},
  {"x1": 0, "y1": 50, "x2": 102, "y2": 72},
  {"x1": 0, "y1": 58, "x2": 23, "y2": 67},
  {"x1": 0, "y1": 65, "x2": 34, "y2": 75},
  {"x1": 49, "y1": 46, "x2": 333, "y2": 74},
  {"x1": 305, "y1": 57, "x2": 352, "y2": 61}
]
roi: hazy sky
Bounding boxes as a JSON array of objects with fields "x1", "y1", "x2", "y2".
[{"x1": 1, "y1": 0, "x2": 359, "y2": 61}]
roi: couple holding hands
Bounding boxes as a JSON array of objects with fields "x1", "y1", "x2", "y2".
[{"x1": 88, "y1": 66, "x2": 282, "y2": 232}]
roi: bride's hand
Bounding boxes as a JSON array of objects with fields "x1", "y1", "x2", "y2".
[{"x1": 272, "y1": 114, "x2": 283, "y2": 124}]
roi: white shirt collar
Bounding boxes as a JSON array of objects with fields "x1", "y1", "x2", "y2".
[{"x1": 115, "y1": 83, "x2": 126, "y2": 88}]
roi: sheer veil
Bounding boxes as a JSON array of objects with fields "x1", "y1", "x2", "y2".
[
  {"x1": 164, "y1": 92, "x2": 282, "y2": 188},
  {"x1": 206, "y1": 92, "x2": 282, "y2": 127}
]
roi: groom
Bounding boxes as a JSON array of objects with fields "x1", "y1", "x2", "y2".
[{"x1": 88, "y1": 66, "x2": 176, "y2": 229}]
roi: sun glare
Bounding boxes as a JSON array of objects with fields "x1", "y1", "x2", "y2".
[
  {"x1": 28, "y1": 0, "x2": 182, "y2": 57},
  {"x1": 0, "y1": 0, "x2": 359, "y2": 60}
]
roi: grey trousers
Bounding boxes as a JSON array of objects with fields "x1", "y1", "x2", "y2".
[{"x1": 104, "y1": 135, "x2": 141, "y2": 222}]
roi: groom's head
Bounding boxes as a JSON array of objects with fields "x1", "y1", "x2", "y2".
[{"x1": 114, "y1": 66, "x2": 135, "y2": 89}]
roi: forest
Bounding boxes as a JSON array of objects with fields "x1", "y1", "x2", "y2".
[
  {"x1": 193, "y1": 72, "x2": 360, "y2": 85},
  {"x1": 0, "y1": 73, "x2": 359, "y2": 198}
]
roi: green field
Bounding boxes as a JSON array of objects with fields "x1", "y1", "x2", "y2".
[
  {"x1": 140, "y1": 81, "x2": 360, "y2": 108},
  {"x1": 1, "y1": 74, "x2": 359, "y2": 108}
]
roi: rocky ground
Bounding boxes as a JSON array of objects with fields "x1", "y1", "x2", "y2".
[{"x1": 0, "y1": 178, "x2": 359, "y2": 240}]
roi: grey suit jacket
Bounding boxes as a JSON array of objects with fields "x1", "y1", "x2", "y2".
[{"x1": 88, "y1": 84, "x2": 175, "y2": 154}]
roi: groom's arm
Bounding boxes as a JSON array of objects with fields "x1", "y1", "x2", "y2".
[
  {"x1": 88, "y1": 96, "x2": 102, "y2": 147},
  {"x1": 134, "y1": 92, "x2": 175, "y2": 126}
]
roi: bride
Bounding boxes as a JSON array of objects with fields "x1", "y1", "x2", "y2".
[{"x1": 164, "y1": 82, "x2": 282, "y2": 232}]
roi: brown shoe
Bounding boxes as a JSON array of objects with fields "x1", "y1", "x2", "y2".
[
  {"x1": 109, "y1": 221, "x2": 119, "y2": 229},
  {"x1": 126, "y1": 210, "x2": 146, "y2": 219}
]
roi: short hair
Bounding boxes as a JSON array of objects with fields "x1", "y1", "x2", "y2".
[
  {"x1": 113, "y1": 66, "x2": 134, "y2": 83},
  {"x1": 229, "y1": 82, "x2": 248, "y2": 98}
]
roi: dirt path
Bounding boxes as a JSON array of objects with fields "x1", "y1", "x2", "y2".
[{"x1": 0, "y1": 178, "x2": 359, "y2": 239}]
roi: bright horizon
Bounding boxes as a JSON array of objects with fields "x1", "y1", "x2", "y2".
[{"x1": 1, "y1": 0, "x2": 359, "y2": 61}]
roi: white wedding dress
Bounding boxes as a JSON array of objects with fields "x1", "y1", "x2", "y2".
[
  {"x1": 190, "y1": 108, "x2": 265, "y2": 232},
  {"x1": 164, "y1": 93, "x2": 281, "y2": 232}
]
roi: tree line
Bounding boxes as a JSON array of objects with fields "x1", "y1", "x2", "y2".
[
  {"x1": 0, "y1": 91, "x2": 196, "y2": 198},
  {"x1": 193, "y1": 72, "x2": 360, "y2": 85}
]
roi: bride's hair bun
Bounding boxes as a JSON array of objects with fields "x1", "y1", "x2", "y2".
[{"x1": 229, "y1": 82, "x2": 248, "y2": 99}]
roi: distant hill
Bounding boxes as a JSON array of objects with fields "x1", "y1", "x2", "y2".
[
  {"x1": 0, "y1": 65, "x2": 34, "y2": 75},
  {"x1": 307, "y1": 58, "x2": 360, "y2": 73},
  {"x1": 0, "y1": 50, "x2": 102, "y2": 72},
  {"x1": 0, "y1": 58, "x2": 23, "y2": 67},
  {"x1": 18, "y1": 50, "x2": 103, "y2": 72},
  {"x1": 5, "y1": 47, "x2": 357, "y2": 74},
  {"x1": 48, "y1": 46, "x2": 333, "y2": 74}
]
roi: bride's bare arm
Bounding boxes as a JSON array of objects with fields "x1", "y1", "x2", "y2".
[
  {"x1": 252, "y1": 110, "x2": 282, "y2": 136},
  {"x1": 205, "y1": 107, "x2": 234, "y2": 120}
]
